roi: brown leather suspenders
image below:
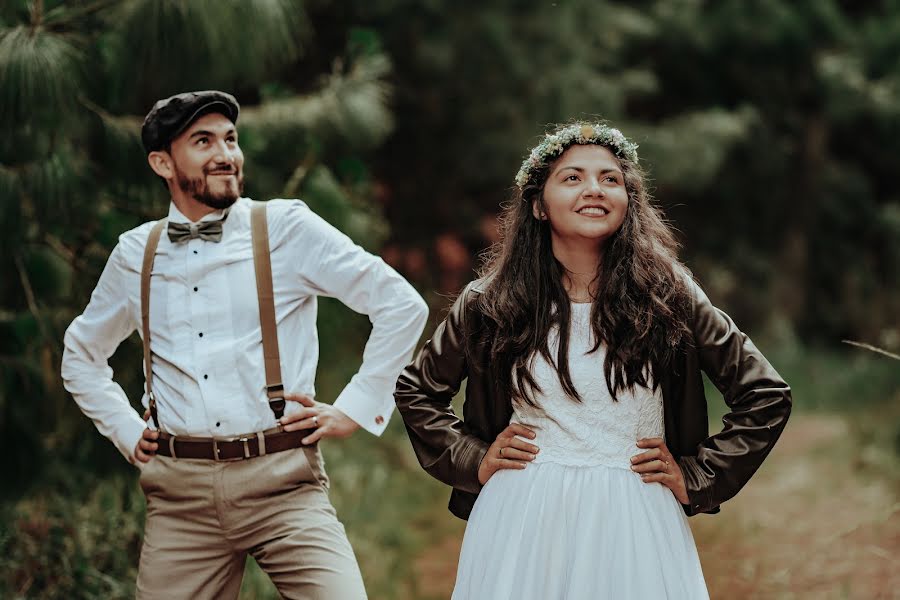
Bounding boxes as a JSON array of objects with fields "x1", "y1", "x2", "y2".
[
  {"x1": 249, "y1": 202, "x2": 287, "y2": 420},
  {"x1": 140, "y1": 202, "x2": 286, "y2": 432},
  {"x1": 141, "y1": 220, "x2": 166, "y2": 429}
]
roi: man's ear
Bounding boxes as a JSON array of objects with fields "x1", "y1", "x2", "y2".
[{"x1": 148, "y1": 151, "x2": 174, "y2": 180}]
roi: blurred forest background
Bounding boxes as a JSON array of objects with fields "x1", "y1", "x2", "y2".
[{"x1": 1, "y1": 0, "x2": 898, "y2": 598}]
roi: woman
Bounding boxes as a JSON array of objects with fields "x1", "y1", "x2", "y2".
[{"x1": 394, "y1": 122, "x2": 791, "y2": 598}]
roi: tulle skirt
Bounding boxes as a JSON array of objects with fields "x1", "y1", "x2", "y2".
[{"x1": 452, "y1": 462, "x2": 709, "y2": 600}]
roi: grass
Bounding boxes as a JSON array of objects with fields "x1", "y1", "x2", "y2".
[{"x1": 0, "y1": 470, "x2": 144, "y2": 599}]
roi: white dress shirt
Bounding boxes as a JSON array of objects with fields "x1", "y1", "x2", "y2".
[{"x1": 62, "y1": 197, "x2": 428, "y2": 464}]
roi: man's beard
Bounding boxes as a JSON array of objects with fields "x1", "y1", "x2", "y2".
[{"x1": 174, "y1": 164, "x2": 244, "y2": 210}]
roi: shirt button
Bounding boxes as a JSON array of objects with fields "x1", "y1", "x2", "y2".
[
  {"x1": 193, "y1": 286, "x2": 198, "y2": 292},
  {"x1": 193, "y1": 250, "x2": 198, "y2": 255},
  {"x1": 203, "y1": 374, "x2": 208, "y2": 380},
  {"x1": 375, "y1": 415, "x2": 384, "y2": 425},
  {"x1": 215, "y1": 421, "x2": 221, "y2": 427},
  {"x1": 198, "y1": 332, "x2": 203, "y2": 338}
]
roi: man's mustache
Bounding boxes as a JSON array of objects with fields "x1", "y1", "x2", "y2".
[{"x1": 204, "y1": 165, "x2": 239, "y2": 175}]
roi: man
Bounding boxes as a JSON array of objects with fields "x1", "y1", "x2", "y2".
[{"x1": 61, "y1": 90, "x2": 429, "y2": 599}]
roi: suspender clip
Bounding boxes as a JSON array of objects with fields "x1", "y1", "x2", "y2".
[
  {"x1": 148, "y1": 392, "x2": 160, "y2": 429},
  {"x1": 266, "y1": 384, "x2": 286, "y2": 419}
]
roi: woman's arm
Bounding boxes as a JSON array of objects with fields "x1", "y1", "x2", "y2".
[
  {"x1": 678, "y1": 279, "x2": 793, "y2": 514},
  {"x1": 394, "y1": 284, "x2": 490, "y2": 494}
]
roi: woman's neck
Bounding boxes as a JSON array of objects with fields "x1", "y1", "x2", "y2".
[{"x1": 552, "y1": 238, "x2": 604, "y2": 302}]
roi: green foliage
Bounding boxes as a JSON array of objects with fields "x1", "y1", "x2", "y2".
[
  {"x1": 704, "y1": 343, "x2": 900, "y2": 425},
  {"x1": 327, "y1": 0, "x2": 899, "y2": 344},
  {"x1": 106, "y1": 0, "x2": 306, "y2": 94},
  {"x1": 0, "y1": 471, "x2": 144, "y2": 599},
  {"x1": 631, "y1": 106, "x2": 760, "y2": 193},
  {"x1": 0, "y1": 25, "x2": 81, "y2": 125}
]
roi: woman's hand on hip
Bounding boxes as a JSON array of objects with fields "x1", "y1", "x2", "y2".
[
  {"x1": 280, "y1": 393, "x2": 361, "y2": 444},
  {"x1": 631, "y1": 437, "x2": 689, "y2": 504},
  {"x1": 478, "y1": 423, "x2": 539, "y2": 485}
]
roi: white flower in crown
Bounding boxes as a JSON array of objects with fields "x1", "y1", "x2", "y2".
[{"x1": 514, "y1": 122, "x2": 639, "y2": 189}]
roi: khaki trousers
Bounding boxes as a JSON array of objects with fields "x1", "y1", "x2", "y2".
[{"x1": 135, "y1": 445, "x2": 367, "y2": 600}]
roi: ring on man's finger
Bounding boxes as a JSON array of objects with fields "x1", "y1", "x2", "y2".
[
  {"x1": 312, "y1": 415, "x2": 319, "y2": 427},
  {"x1": 499, "y1": 447, "x2": 504, "y2": 458}
]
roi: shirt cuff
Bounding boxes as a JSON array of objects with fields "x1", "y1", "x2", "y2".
[
  {"x1": 332, "y1": 376, "x2": 394, "y2": 436},
  {"x1": 115, "y1": 413, "x2": 150, "y2": 468}
]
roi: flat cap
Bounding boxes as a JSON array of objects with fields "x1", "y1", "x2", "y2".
[{"x1": 141, "y1": 90, "x2": 240, "y2": 153}]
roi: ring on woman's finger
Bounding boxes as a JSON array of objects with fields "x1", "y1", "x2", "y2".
[
  {"x1": 312, "y1": 415, "x2": 319, "y2": 427},
  {"x1": 499, "y1": 447, "x2": 504, "y2": 458}
]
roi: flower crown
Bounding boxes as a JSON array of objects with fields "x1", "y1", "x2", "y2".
[{"x1": 515, "y1": 122, "x2": 639, "y2": 188}]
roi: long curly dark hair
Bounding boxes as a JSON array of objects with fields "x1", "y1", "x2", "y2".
[{"x1": 472, "y1": 124, "x2": 693, "y2": 406}]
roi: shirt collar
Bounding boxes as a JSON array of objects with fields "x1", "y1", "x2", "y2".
[{"x1": 167, "y1": 201, "x2": 232, "y2": 224}]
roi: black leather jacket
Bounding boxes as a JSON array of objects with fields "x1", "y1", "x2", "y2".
[{"x1": 394, "y1": 277, "x2": 791, "y2": 520}]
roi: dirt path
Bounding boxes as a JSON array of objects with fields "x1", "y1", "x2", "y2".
[{"x1": 413, "y1": 415, "x2": 899, "y2": 599}]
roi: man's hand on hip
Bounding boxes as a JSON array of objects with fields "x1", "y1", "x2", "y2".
[
  {"x1": 280, "y1": 393, "x2": 361, "y2": 444},
  {"x1": 135, "y1": 409, "x2": 159, "y2": 463}
]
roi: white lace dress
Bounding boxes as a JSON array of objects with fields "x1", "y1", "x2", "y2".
[{"x1": 452, "y1": 302, "x2": 709, "y2": 599}]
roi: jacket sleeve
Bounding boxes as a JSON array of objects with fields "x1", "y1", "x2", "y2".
[
  {"x1": 394, "y1": 284, "x2": 490, "y2": 494},
  {"x1": 678, "y1": 279, "x2": 792, "y2": 515}
]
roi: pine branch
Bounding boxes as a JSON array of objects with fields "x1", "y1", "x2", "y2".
[
  {"x1": 282, "y1": 152, "x2": 317, "y2": 198},
  {"x1": 108, "y1": 0, "x2": 307, "y2": 89},
  {"x1": 841, "y1": 340, "x2": 900, "y2": 361},
  {"x1": 44, "y1": 232, "x2": 88, "y2": 273},
  {"x1": 14, "y1": 252, "x2": 57, "y2": 361},
  {"x1": 42, "y1": 0, "x2": 121, "y2": 29},
  {"x1": 241, "y1": 54, "x2": 394, "y2": 150},
  {"x1": 29, "y1": 0, "x2": 44, "y2": 29},
  {"x1": 79, "y1": 94, "x2": 143, "y2": 144},
  {"x1": 0, "y1": 24, "x2": 84, "y2": 126}
]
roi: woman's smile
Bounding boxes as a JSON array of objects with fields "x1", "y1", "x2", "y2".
[{"x1": 576, "y1": 205, "x2": 610, "y2": 217}]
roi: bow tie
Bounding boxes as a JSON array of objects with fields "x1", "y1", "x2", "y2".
[{"x1": 167, "y1": 215, "x2": 226, "y2": 244}]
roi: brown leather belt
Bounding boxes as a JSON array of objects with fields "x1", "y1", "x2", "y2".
[{"x1": 155, "y1": 426, "x2": 314, "y2": 461}]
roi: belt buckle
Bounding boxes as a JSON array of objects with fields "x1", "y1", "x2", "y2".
[{"x1": 213, "y1": 437, "x2": 252, "y2": 461}]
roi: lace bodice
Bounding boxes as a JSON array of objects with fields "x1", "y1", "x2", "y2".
[{"x1": 511, "y1": 303, "x2": 664, "y2": 469}]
